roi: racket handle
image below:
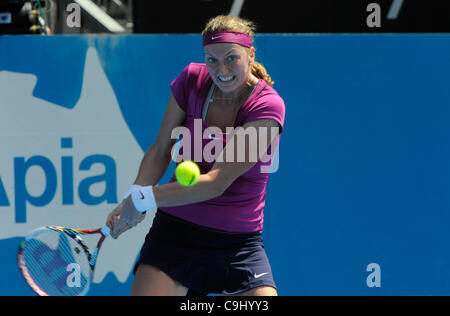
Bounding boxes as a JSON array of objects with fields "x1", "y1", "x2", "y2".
[{"x1": 101, "y1": 226, "x2": 111, "y2": 237}]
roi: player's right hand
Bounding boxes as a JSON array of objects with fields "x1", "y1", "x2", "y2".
[{"x1": 106, "y1": 196, "x2": 146, "y2": 239}]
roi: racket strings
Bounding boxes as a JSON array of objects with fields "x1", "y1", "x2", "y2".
[{"x1": 22, "y1": 231, "x2": 91, "y2": 296}]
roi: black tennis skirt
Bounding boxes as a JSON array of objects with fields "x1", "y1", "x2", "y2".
[{"x1": 133, "y1": 209, "x2": 276, "y2": 296}]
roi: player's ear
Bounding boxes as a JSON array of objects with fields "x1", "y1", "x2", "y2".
[{"x1": 247, "y1": 47, "x2": 255, "y2": 66}]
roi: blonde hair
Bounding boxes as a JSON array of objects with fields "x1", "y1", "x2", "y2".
[{"x1": 202, "y1": 15, "x2": 275, "y2": 87}]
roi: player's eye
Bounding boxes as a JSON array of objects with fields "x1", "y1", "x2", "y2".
[
  {"x1": 207, "y1": 57, "x2": 216, "y2": 64},
  {"x1": 227, "y1": 55, "x2": 237, "y2": 62}
]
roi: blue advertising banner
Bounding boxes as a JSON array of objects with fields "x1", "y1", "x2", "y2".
[{"x1": 0, "y1": 34, "x2": 449, "y2": 296}]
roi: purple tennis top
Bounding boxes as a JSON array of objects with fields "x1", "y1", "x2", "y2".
[{"x1": 159, "y1": 63, "x2": 285, "y2": 233}]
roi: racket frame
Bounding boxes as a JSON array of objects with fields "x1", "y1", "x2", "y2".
[{"x1": 17, "y1": 225, "x2": 110, "y2": 296}]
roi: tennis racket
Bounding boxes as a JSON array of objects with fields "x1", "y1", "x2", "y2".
[{"x1": 17, "y1": 225, "x2": 110, "y2": 296}]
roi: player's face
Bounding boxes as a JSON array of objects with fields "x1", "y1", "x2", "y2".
[{"x1": 204, "y1": 43, "x2": 256, "y2": 95}]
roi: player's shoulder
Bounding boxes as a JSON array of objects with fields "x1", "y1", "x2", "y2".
[
  {"x1": 176, "y1": 63, "x2": 210, "y2": 91},
  {"x1": 254, "y1": 81, "x2": 285, "y2": 108},
  {"x1": 182, "y1": 63, "x2": 209, "y2": 81},
  {"x1": 186, "y1": 62, "x2": 207, "y2": 71},
  {"x1": 240, "y1": 81, "x2": 286, "y2": 130}
]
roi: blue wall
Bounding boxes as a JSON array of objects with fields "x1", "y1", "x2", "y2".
[{"x1": 1, "y1": 34, "x2": 450, "y2": 295}]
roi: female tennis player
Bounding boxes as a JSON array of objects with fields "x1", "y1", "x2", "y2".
[{"x1": 106, "y1": 15, "x2": 285, "y2": 296}]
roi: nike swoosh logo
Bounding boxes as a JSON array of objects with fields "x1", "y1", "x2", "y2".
[
  {"x1": 139, "y1": 191, "x2": 144, "y2": 200},
  {"x1": 211, "y1": 36, "x2": 222, "y2": 40},
  {"x1": 254, "y1": 272, "x2": 269, "y2": 279}
]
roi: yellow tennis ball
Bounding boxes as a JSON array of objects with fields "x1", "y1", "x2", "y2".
[{"x1": 175, "y1": 161, "x2": 200, "y2": 186}]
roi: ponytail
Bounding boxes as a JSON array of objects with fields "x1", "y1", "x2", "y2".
[{"x1": 252, "y1": 61, "x2": 274, "y2": 87}]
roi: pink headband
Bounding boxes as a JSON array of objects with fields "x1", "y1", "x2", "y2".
[{"x1": 203, "y1": 31, "x2": 252, "y2": 48}]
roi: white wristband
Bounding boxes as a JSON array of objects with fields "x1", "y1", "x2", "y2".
[
  {"x1": 122, "y1": 184, "x2": 142, "y2": 201},
  {"x1": 130, "y1": 185, "x2": 157, "y2": 213}
]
